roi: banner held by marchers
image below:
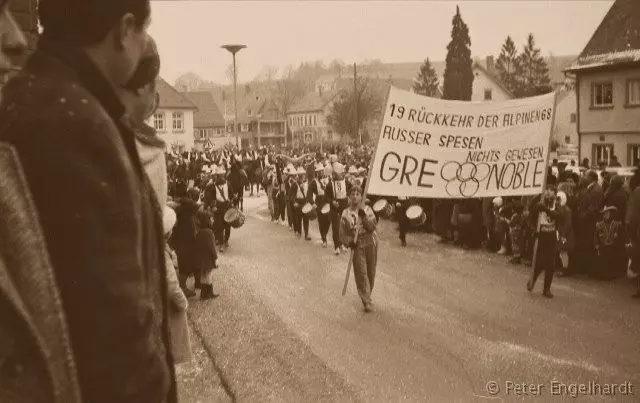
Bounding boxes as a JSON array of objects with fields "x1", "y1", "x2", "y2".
[{"x1": 367, "y1": 86, "x2": 557, "y2": 199}]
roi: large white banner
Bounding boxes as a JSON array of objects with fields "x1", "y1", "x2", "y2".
[{"x1": 367, "y1": 87, "x2": 557, "y2": 198}]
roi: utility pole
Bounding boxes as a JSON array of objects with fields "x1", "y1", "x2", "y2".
[{"x1": 354, "y1": 62, "x2": 360, "y2": 145}]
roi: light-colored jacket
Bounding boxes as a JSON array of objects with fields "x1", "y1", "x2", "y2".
[
  {"x1": 0, "y1": 144, "x2": 82, "y2": 403},
  {"x1": 135, "y1": 123, "x2": 168, "y2": 208},
  {"x1": 165, "y1": 246, "x2": 192, "y2": 364}
]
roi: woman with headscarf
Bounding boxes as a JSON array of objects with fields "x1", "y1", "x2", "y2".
[{"x1": 603, "y1": 174, "x2": 628, "y2": 222}]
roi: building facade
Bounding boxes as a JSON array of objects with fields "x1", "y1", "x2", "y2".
[
  {"x1": 224, "y1": 95, "x2": 286, "y2": 148},
  {"x1": 565, "y1": 0, "x2": 640, "y2": 167},
  {"x1": 470, "y1": 59, "x2": 514, "y2": 102},
  {"x1": 183, "y1": 91, "x2": 228, "y2": 151},
  {"x1": 148, "y1": 78, "x2": 198, "y2": 152},
  {"x1": 287, "y1": 91, "x2": 339, "y2": 148}
]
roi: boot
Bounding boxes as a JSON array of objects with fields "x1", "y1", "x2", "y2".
[
  {"x1": 179, "y1": 275, "x2": 196, "y2": 298},
  {"x1": 200, "y1": 284, "x2": 219, "y2": 300}
]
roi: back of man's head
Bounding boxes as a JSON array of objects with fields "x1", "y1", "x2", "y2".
[{"x1": 38, "y1": 0, "x2": 150, "y2": 46}]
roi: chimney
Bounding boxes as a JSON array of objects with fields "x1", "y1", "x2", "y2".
[{"x1": 486, "y1": 56, "x2": 495, "y2": 74}]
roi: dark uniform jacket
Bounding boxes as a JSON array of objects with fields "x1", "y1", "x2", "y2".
[{"x1": 0, "y1": 39, "x2": 175, "y2": 403}]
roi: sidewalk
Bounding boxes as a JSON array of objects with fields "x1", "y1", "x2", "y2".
[{"x1": 176, "y1": 317, "x2": 233, "y2": 403}]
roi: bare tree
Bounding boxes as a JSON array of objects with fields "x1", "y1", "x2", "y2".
[
  {"x1": 272, "y1": 70, "x2": 305, "y2": 147},
  {"x1": 327, "y1": 76, "x2": 384, "y2": 143}
]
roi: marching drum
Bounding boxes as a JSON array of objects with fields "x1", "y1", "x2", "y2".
[
  {"x1": 372, "y1": 199, "x2": 394, "y2": 219},
  {"x1": 405, "y1": 204, "x2": 426, "y2": 227},
  {"x1": 302, "y1": 203, "x2": 318, "y2": 220},
  {"x1": 224, "y1": 208, "x2": 246, "y2": 228},
  {"x1": 320, "y1": 203, "x2": 331, "y2": 215}
]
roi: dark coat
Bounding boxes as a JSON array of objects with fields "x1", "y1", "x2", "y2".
[
  {"x1": 0, "y1": 40, "x2": 175, "y2": 403},
  {"x1": 0, "y1": 144, "x2": 82, "y2": 403}
]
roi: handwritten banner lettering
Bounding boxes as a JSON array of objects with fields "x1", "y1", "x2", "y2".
[{"x1": 367, "y1": 87, "x2": 556, "y2": 198}]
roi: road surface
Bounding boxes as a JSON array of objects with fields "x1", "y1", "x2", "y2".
[{"x1": 183, "y1": 192, "x2": 640, "y2": 402}]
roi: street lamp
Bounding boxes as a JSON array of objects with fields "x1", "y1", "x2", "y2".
[{"x1": 221, "y1": 44, "x2": 246, "y2": 149}]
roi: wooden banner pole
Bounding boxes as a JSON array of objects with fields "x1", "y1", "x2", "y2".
[{"x1": 342, "y1": 85, "x2": 393, "y2": 296}]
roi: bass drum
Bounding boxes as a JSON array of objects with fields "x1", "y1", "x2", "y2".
[
  {"x1": 372, "y1": 198, "x2": 394, "y2": 219},
  {"x1": 302, "y1": 202, "x2": 318, "y2": 221},
  {"x1": 405, "y1": 204, "x2": 426, "y2": 227}
]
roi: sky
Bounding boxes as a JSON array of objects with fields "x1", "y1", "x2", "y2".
[{"x1": 147, "y1": 1, "x2": 614, "y2": 85}]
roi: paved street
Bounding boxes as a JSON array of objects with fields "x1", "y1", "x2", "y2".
[{"x1": 183, "y1": 192, "x2": 640, "y2": 402}]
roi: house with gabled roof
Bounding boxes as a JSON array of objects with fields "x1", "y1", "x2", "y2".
[
  {"x1": 148, "y1": 77, "x2": 198, "y2": 152},
  {"x1": 221, "y1": 94, "x2": 286, "y2": 148},
  {"x1": 565, "y1": 0, "x2": 640, "y2": 167},
  {"x1": 287, "y1": 89, "x2": 341, "y2": 147},
  {"x1": 183, "y1": 91, "x2": 227, "y2": 151}
]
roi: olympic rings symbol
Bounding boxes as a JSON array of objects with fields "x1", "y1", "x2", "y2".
[{"x1": 440, "y1": 161, "x2": 491, "y2": 197}]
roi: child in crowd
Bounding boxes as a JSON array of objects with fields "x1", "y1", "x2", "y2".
[{"x1": 594, "y1": 206, "x2": 625, "y2": 280}]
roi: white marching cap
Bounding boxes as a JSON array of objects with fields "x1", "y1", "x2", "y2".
[
  {"x1": 557, "y1": 191, "x2": 567, "y2": 207},
  {"x1": 492, "y1": 197, "x2": 503, "y2": 207},
  {"x1": 348, "y1": 165, "x2": 358, "y2": 174},
  {"x1": 296, "y1": 166, "x2": 306, "y2": 175},
  {"x1": 162, "y1": 206, "x2": 177, "y2": 235},
  {"x1": 286, "y1": 163, "x2": 295, "y2": 174},
  {"x1": 333, "y1": 163, "x2": 345, "y2": 174},
  {"x1": 315, "y1": 163, "x2": 324, "y2": 172},
  {"x1": 323, "y1": 164, "x2": 334, "y2": 175}
]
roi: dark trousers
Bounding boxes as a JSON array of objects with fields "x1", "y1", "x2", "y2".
[
  {"x1": 330, "y1": 205, "x2": 346, "y2": 248},
  {"x1": 531, "y1": 232, "x2": 557, "y2": 291},
  {"x1": 272, "y1": 189, "x2": 282, "y2": 220},
  {"x1": 286, "y1": 200, "x2": 294, "y2": 228},
  {"x1": 396, "y1": 206, "x2": 408, "y2": 242},
  {"x1": 293, "y1": 204, "x2": 309, "y2": 235},
  {"x1": 317, "y1": 208, "x2": 331, "y2": 242},
  {"x1": 214, "y1": 208, "x2": 231, "y2": 245}
]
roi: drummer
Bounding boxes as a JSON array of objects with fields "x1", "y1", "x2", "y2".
[
  {"x1": 308, "y1": 162, "x2": 331, "y2": 247},
  {"x1": 293, "y1": 166, "x2": 311, "y2": 240},
  {"x1": 212, "y1": 165, "x2": 232, "y2": 251},
  {"x1": 340, "y1": 185, "x2": 379, "y2": 313},
  {"x1": 395, "y1": 196, "x2": 411, "y2": 247},
  {"x1": 285, "y1": 164, "x2": 296, "y2": 232},
  {"x1": 326, "y1": 162, "x2": 350, "y2": 255}
]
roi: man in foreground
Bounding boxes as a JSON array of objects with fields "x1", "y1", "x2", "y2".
[{"x1": 0, "y1": 0, "x2": 175, "y2": 401}]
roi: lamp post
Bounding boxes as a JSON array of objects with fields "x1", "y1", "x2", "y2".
[{"x1": 221, "y1": 44, "x2": 246, "y2": 149}]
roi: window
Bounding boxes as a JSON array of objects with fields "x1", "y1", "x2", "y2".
[
  {"x1": 591, "y1": 82, "x2": 613, "y2": 107},
  {"x1": 592, "y1": 144, "x2": 614, "y2": 166},
  {"x1": 570, "y1": 113, "x2": 576, "y2": 123},
  {"x1": 484, "y1": 89, "x2": 492, "y2": 101},
  {"x1": 241, "y1": 123, "x2": 249, "y2": 132},
  {"x1": 313, "y1": 115, "x2": 317, "y2": 125},
  {"x1": 629, "y1": 144, "x2": 640, "y2": 167},
  {"x1": 153, "y1": 113, "x2": 165, "y2": 131},
  {"x1": 248, "y1": 109, "x2": 252, "y2": 117},
  {"x1": 172, "y1": 112, "x2": 184, "y2": 131},
  {"x1": 564, "y1": 136, "x2": 571, "y2": 144},
  {"x1": 627, "y1": 79, "x2": 640, "y2": 106}
]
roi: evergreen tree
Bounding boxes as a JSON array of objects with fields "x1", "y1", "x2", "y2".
[
  {"x1": 495, "y1": 36, "x2": 519, "y2": 94},
  {"x1": 413, "y1": 58, "x2": 440, "y2": 97},
  {"x1": 442, "y1": 6, "x2": 474, "y2": 101},
  {"x1": 515, "y1": 34, "x2": 552, "y2": 97}
]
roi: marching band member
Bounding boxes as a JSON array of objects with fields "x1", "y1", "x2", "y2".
[
  {"x1": 340, "y1": 186, "x2": 379, "y2": 313},
  {"x1": 274, "y1": 165, "x2": 287, "y2": 225},
  {"x1": 285, "y1": 164, "x2": 296, "y2": 231},
  {"x1": 395, "y1": 196, "x2": 411, "y2": 247},
  {"x1": 326, "y1": 162, "x2": 350, "y2": 255},
  {"x1": 309, "y1": 163, "x2": 331, "y2": 247},
  {"x1": 203, "y1": 164, "x2": 217, "y2": 212},
  {"x1": 358, "y1": 167, "x2": 368, "y2": 192},
  {"x1": 293, "y1": 166, "x2": 311, "y2": 240},
  {"x1": 212, "y1": 166, "x2": 232, "y2": 251}
]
